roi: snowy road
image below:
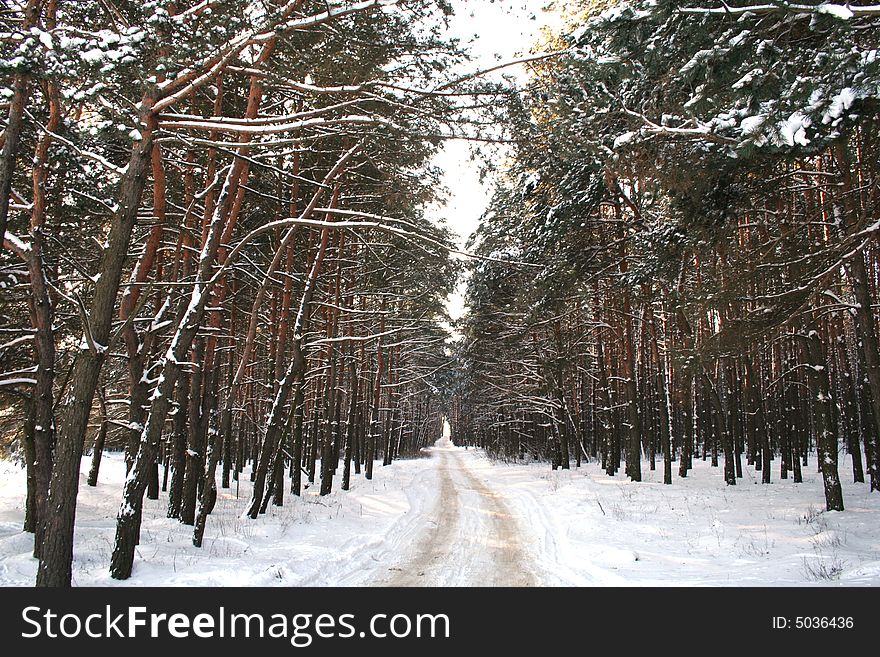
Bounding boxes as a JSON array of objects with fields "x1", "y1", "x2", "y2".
[
  {"x1": 379, "y1": 444, "x2": 537, "y2": 587},
  {"x1": 2, "y1": 444, "x2": 879, "y2": 587}
]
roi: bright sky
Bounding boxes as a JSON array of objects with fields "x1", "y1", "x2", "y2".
[{"x1": 427, "y1": 0, "x2": 563, "y2": 323}]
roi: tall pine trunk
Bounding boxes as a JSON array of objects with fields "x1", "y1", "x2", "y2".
[
  {"x1": 802, "y1": 323, "x2": 844, "y2": 511},
  {"x1": 37, "y1": 100, "x2": 156, "y2": 587}
]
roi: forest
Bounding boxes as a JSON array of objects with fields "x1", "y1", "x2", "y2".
[
  {"x1": 453, "y1": 0, "x2": 880, "y2": 507},
  {"x1": 0, "y1": 0, "x2": 878, "y2": 588}
]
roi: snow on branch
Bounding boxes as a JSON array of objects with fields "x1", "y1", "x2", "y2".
[
  {"x1": 153, "y1": 41, "x2": 251, "y2": 113},
  {"x1": 0, "y1": 334, "x2": 35, "y2": 351},
  {"x1": 430, "y1": 50, "x2": 571, "y2": 93},
  {"x1": 310, "y1": 208, "x2": 545, "y2": 268},
  {"x1": 175, "y1": 0, "x2": 221, "y2": 19},
  {"x1": 309, "y1": 327, "x2": 404, "y2": 346},
  {"x1": 0, "y1": 378, "x2": 37, "y2": 387},
  {"x1": 277, "y1": 0, "x2": 399, "y2": 33},
  {"x1": 159, "y1": 98, "x2": 366, "y2": 127},
  {"x1": 3, "y1": 231, "x2": 32, "y2": 258},
  {"x1": 618, "y1": 104, "x2": 737, "y2": 145},
  {"x1": 679, "y1": 3, "x2": 880, "y2": 18},
  {"x1": 160, "y1": 114, "x2": 399, "y2": 135}
]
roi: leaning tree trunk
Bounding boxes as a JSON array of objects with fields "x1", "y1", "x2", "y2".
[
  {"x1": 193, "y1": 419, "x2": 222, "y2": 547},
  {"x1": 246, "y1": 192, "x2": 339, "y2": 516},
  {"x1": 110, "y1": 151, "x2": 253, "y2": 579},
  {"x1": 0, "y1": 0, "x2": 42, "y2": 241},
  {"x1": 36, "y1": 100, "x2": 156, "y2": 587}
]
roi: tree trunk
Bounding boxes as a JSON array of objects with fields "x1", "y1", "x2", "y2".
[
  {"x1": 23, "y1": 399, "x2": 36, "y2": 535},
  {"x1": 147, "y1": 461, "x2": 160, "y2": 500},
  {"x1": 679, "y1": 378, "x2": 693, "y2": 478},
  {"x1": 37, "y1": 100, "x2": 156, "y2": 587},
  {"x1": 15, "y1": 56, "x2": 62, "y2": 559},
  {"x1": 835, "y1": 144, "x2": 880, "y2": 491},
  {"x1": 645, "y1": 302, "x2": 672, "y2": 484},
  {"x1": 180, "y1": 339, "x2": 205, "y2": 525},
  {"x1": 621, "y1": 293, "x2": 642, "y2": 482},
  {"x1": 320, "y1": 351, "x2": 338, "y2": 495},
  {"x1": 802, "y1": 324, "x2": 844, "y2": 511},
  {"x1": 193, "y1": 420, "x2": 222, "y2": 547},
  {"x1": 835, "y1": 328, "x2": 865, "y2": 483},
  {"x1": 745, "y1": 358, "x2": 771, "y2": 483},
  {"x1": 110, "y1": 144, "x2": 263, "y2": 578},
  {"x1": 290, "y1": 383, "x2": 305, "y2": 496},
  {"x1": 87, "y1": 389, "x2": 108, "y2": 487},
  {"x1": 247, "y1": 199, "x2": 337, "y2": 515},
  {"x1": 846, "y1": 252, "x2": 880, "y2": 491},
  {"x1": 0, "y1": 0, "x2": 41, "y2": 241},
  {"x1": 167, "y1": 373, "x2": 190, "y2": 518},
  {"x1": 701, "y1": 368, "x2": 735, "y2": 485}
]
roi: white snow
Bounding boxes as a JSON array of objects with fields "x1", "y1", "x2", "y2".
[
  {"x1": 740, "y1": 115, "x2": 764, "y2": 135},
  {"x1": 36, "y1": 30, "x2": 53, "y2": 51},
  {"x1": 148, "y1": 373, "x2": 165, "y2": 400},
  {"x1": 0, "y1": 443, "x2": 878, "y2": 586},
  {"x1": 81, "y1": 48, "x2": 104, "y2": 63},
  {"x1": 3, "y1": 231, "x2": 31, "y2": 253},
  {"x1": 777, "y1": 112, "x2": 812, "y2": 147},
  {"x1": 0, "y1": 452, "x2": 441, "y2": 587},
  {"x1": 822, "y1": 88, "x2": 856, "y2": 124},
  {"x1": 817, "y1": 4, "x2": 854, "y2": 20},
  {"x1": 728, "y1": 30, "x2": 750, "y2": 47},
  {"x1": 613, "y1": 131, "x2": 636, "y2": 149},
  {"x1": 465, "y1": 450, "x2": 880, "y2": 586},
  {"x1": 521, "y1": 172, "x2": 540, "y2": 197},
  {"x1": 0, "y1": 378, "x2": 37, "y2": 387}
]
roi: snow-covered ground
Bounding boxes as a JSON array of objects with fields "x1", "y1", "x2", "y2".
[
  {"x1": 467, "y1": 450, "x2": 880, "y2": 586},
  {"x1": 0, "y1": 451, "x2": 442, "y2": 586},
  {"x1": 1, "y1": 444, "x2": 878, "y2": 586}
]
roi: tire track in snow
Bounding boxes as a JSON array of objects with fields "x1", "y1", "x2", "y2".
[
  {"x1": 381, "y1": 447, "x2": 536, "y2": 586},
  {"x1": 385, "y1": 450, "x2": 459, "y2": 585},
  {"x1": 452, "y1": 450, "x2": 536, "y2": 586}
]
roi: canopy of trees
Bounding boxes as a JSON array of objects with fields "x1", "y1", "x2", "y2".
[
  {"x1": 3, "y1": 0, "x2": 879, "y2": 589},
  {"x1": 452, "y1": 0, "x2": 880, "y2": 514},
  {"x1": 0, "y1": 0, "x2": 487, "y2": 586}
]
